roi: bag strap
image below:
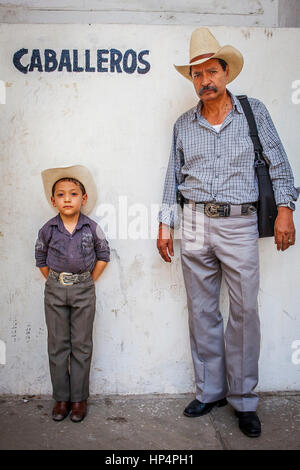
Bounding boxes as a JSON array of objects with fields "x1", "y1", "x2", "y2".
[{"x1": 237, "y1": 95, "x2": 266, "y2": 167}]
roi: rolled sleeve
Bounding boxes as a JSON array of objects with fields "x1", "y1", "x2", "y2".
[
  {"x1": 257, "y1": 101, "x2": 299, "y2": 206},
  {"x1": 93, "y1": 224, "x2": 110, "y2": 262},
  {"x1": 35, "y1": 228, "x2": 49, "y2": 267},
  {"x1": 158, "y1": 123, "x2": 184, "y2": 228}
]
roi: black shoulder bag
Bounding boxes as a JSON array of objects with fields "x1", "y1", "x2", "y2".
[{"x1": 237, "y1": 95, "x2": 278, "y2": 238}]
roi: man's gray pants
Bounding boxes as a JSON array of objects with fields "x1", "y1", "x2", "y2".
[
  {"x1": 180, "y1": 203, "x2": 260, "y2": 412},
  {"x1": 44, "y1": 275, "x2": 96, "y2": 402}
]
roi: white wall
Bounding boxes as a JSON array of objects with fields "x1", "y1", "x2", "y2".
[
  {"x1": 0, "y1": 0, "x2": 299, "y2": 27},
  {"x1": 278, "y1": 0, "x2": 300, "y2": 27},
  {"x1": 0, "y1": 25, "x2": 300, "y2": 395}
]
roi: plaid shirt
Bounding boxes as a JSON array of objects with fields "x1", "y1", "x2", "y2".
[{"x1": 159, "y1": 90, "x2": 299, "y2": 228}]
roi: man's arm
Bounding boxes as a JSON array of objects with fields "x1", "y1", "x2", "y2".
[
  {"x1": 157, "y1": 123, "x2": 183, "y2": 261},
  {"x1": 256, "y1": 100, "x2": 298, "y2": 250}
]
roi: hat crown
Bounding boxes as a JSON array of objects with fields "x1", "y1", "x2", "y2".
[{"x1": 189, "y1": 28, "x2": 221, "y2": 62}]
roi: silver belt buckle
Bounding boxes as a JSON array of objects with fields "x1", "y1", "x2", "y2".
[
  {"x1": 205, "y1": 203, "x2": 220, "y2": 218},
  {"x1": 59, "y1": 272, "x2": 74, "y2": 286}
]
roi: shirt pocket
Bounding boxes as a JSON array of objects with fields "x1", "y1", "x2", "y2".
[
  {"x1": 48, "y1": 237, "x2": 67, "y2": 256},
  {"x1": 81, "y1": 231, "x2": 94, "y2": 257},
  {"x1": 229, "y1": 137, "x2": 254, "y2": 167}
]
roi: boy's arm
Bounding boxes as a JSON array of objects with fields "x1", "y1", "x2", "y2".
[
  {"x1": 39, "y1": 266, "x2": 50, "y2": 279},
  {"x1": 91, "y1": 260, "x2": 107, "y2": 282},
  {"x1": 35, "y1": 227, "x2": 51, "y2": 278},
  {"x1": 90, "y1": 223, "x2": 110, "y2": 282}
]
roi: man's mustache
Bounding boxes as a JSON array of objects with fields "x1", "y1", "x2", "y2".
[{"x1": 199, "y1": 85, "x2": 218, "y2": 95}]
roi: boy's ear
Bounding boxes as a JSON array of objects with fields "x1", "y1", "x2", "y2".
[
  {"x1": 50, "y1": 196, "x2": 56, "y2": 207},
  {"x1": 81, "y1": 193, "x2": 88, "y2": 206}
]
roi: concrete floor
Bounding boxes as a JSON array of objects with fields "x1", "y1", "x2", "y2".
[{"x1": 0, "y1": 393, "x2": 300, "y2": 450}]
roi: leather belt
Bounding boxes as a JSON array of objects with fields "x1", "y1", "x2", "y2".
[
  {"x1": 49, "y1": 269, "x2": 91, "y2": 286},
  {"x1": 183, "y1": 198, "x2": 257, "y2": 217}
]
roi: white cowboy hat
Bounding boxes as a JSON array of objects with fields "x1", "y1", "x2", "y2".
[
  {"x1": 174, "y1": 27, "x2": 244, "y2": 83},
  {"x1": 41, "y1": 164, "x2": 98, "y2": 215}
]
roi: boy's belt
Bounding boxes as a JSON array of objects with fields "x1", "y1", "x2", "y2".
[
  {"x1": 49, "y1": 269, "x2": 91, "y2": 286},
  {"x1": 183, "y1": 198, "x2": 257, "y2": 217}
]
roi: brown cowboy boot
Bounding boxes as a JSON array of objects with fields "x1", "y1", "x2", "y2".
[
  {"x1": 70, "y1": 400, "x2": 87, "y2": 423},
  {"x1": 52, "y1": 401, "x2": 71, "y2": 421}
]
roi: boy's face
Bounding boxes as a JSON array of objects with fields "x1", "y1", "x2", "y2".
[{"x1": 51, "y1": 180, "x2": 87, "y2": 217}]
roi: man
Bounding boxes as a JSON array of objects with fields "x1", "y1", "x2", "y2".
[{"x1": 157, "y1": 28, "x2": 298, "y2": 438}]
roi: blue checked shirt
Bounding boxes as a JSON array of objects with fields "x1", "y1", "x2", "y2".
[{"x1": 159, "y1": 90, "x2": 299, "y2": 228}]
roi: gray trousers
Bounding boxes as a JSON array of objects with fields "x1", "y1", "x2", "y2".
[
  {"x1": 180, "y1": 203, "x2": 260, "y2": 412},
  {"x1": 44, "y1": 275, "x2": 96, "y2": 402}
]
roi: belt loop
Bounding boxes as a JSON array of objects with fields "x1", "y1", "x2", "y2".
[{"x1": 189, "y1": 199, "x2": 196, "y2": 211}]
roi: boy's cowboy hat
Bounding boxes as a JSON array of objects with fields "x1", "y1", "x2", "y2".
[
  {"x1": 41, "y1": 165, "x2": 97, "y2": 215},
  {"x1": 174, "y1": 27, "x2": 244, "y2": 83}
]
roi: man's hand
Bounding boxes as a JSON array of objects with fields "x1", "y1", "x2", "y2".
[
  {"x1": 157, "y1": 223, "x2": 174, "y2": 262},
  {"x1": 274, "y1": 207, "x2": 296, "y2": 251}
]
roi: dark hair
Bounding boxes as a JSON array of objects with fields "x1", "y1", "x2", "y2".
[
  {"x1": 189, "y1": 58, "x2": 228, "y2": 77},
  {"x1": 52, "y1": 177, "x2": 86, "y2": 196}
]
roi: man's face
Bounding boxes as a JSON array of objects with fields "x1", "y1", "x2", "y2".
[
  {"x1": 191, "y1": 58, "x2": 229, "y2": 102},
  {"x1": 51, "y1": 180, "x2": 87, "y2": 217}
]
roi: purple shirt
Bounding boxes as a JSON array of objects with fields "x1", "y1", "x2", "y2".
[{"x1": 35, "y1": 212, "x2": 110, "y2": 273}]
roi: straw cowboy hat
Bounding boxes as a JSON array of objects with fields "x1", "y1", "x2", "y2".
[
  {"x1": 41, "y1": 164, "x2": 98, "y2": 215},
  {"x1": 174, "y1": 27, "x2": 244, "y2": 83}
]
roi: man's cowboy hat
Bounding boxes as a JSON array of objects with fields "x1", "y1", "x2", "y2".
[
  {"x1": 41, "y1": 164, "x2": 98, "y2": 215},
  {"x1": 174, "y1": 28, "x2": 244, "y2": 83}
]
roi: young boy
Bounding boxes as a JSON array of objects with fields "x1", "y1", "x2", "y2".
[{"x1": 35, "y1": 165, "x2": 110, "y2": 422}]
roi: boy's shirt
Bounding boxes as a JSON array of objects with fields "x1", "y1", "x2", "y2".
[{"x1": 35, "y1": 212, "x2": 110, "y2": 274}]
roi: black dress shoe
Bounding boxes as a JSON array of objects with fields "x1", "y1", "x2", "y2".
[
  {"x1": 235, "y1": 411, "x2": 261, "y2": 437},
  {"x1": 183, "y1": 398, "x2": 227, "y2": 417}
]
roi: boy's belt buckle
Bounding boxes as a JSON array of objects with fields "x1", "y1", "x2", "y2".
[{"x1": 59, "y1": 272, "x2": 74, "y2": 286}]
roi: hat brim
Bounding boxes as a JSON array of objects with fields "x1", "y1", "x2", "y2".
[
  {"x1": 41, "y1": 165, "x2": 98, "y2": 215},
  {"x1": 174, "y1": 45, "x2": 244, "y2": 83}
]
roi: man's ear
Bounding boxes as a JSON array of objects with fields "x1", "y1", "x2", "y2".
[
  {"x1": 225, "y1": 64, "x2": 230, "y2": 81},
  {"x1": 50, "y1": 196, "x2": 56, "y2": 207}
]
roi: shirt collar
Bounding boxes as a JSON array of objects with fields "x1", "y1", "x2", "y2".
[
  {"x1": 50, "y1": 212, "x2": 90, "y2": 233},
  {"x1": 191, "y1": 89, "x2": 243, "y2": 121}
]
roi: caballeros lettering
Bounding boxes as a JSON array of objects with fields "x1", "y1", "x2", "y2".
[{"x1": 13, "y1": 48, "x2": 151, "y2": 75}]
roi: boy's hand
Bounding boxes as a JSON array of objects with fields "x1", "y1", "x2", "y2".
[
  {"x1": 91, "y1": 260, "x2": 108, "y2": 282},
  {"x1": 39, "y1": 266, "x2": 50, "y2": 279}
]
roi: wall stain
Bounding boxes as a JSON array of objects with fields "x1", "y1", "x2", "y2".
[
  {"x1": 264, "y1": 28, "x2": 273, "y2": 39},
  {"x1": 111, "y1": 248, "x2": 128, "y2": 306},
  {"x1": 241, "y1": 29, "x2": 250, "y2": 39},
  {"x1": 282, "y1": 309, "x2": 296, "y2": 321}
]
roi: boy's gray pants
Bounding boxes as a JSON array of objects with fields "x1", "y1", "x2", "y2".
[
  {"x1": 44, "y1": 275, "x2": 96, "y2": 402},
  {"x1": 180, "y1": 203, "x2": 260, "y2": 412}
]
